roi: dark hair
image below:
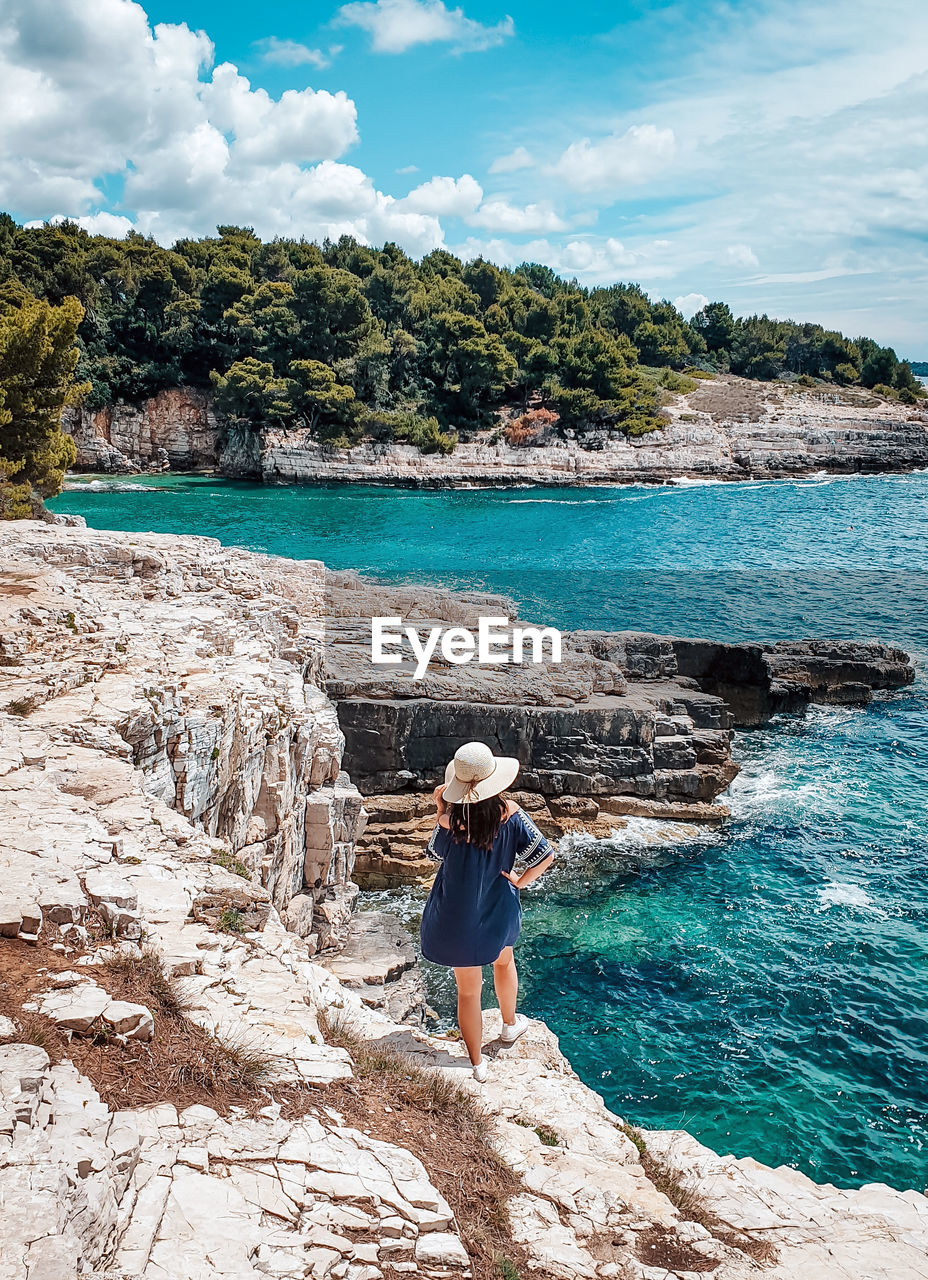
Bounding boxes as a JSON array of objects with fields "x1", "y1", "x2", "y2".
[{"x1": 449, "y1": 794, "x2": 507, "y2": 850}]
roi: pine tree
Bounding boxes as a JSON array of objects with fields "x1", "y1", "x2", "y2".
[{"x1": 0, "y1": 291, "x2": 87, "y2": 518}]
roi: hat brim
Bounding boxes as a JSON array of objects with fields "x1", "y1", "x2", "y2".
[{"x1": 442, "y1": 755, "x2": 520, "y2": 804}]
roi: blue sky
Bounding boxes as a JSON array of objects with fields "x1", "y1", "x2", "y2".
[{"x1": 2, "y1": 0, "x2": 927, "y2": 353}]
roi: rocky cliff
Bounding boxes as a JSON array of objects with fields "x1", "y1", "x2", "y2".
[
  {"x1": 1, "y1": 524, "x2": 926, "y2": 1280},
  {"x1": 62, "y1": 378, "x2": 928, "y2": 483},
  {"x1": 0, "y1": 523, "x2": 364, "y2": 948},
  {"x1": 64, "y1": 388, "x2": 221, "y2": 473}
]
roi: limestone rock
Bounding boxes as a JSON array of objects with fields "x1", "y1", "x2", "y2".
[
  {"x1": 36, "y1": 982, "x2": 110, "y2": 1032},
  {"x1": 254, "y1": 380, "x2": 928, "y2": 486},
  {"x1": 101, "y1": 999, "x2": 155, "y2": 1041},
  {"x1": 321, "y1": 911, "x2": 430, "y2": 1025},
  {"x1": 191, "y1": 881, "x2": 272, "y2": 933},
  {"x1": 84, "y1": 867, "x2": 138, "y2": 910},
  {"x1": 414, "y1": 1231, "x2": 470, "y2": 1268},
  {"x1": 1, "y1": 521, "x2": 925, "y2": 1280}
]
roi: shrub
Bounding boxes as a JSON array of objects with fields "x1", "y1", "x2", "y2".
[
  {"x1": 212, "y1": 849, "x2": 251, "y2": 879},
  {"x1": 655, "y1": 367, "x2": 699, "y2": 394},
  {"x1": 218, "y1": 907, "x2": 245, "y2": 933},
  {"x1": 361, "y1": 409, "x2": 457, "y2": 454},
  {"x1": 503, "y1": 407, "x2": 558, "y2": 445}
]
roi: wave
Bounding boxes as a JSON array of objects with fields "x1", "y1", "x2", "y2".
[
  {"x1": 62, "y1": 478, "x2": 159, "y2": 492},
  {"x1": 817, "y1": 881, "x2": 886, "y2": 916},
  {"x1": 506, "y1": 498, "x2": 610, "y2": 505},
  {"x1": 560, "y1": 815, "x2": 719, "y2": 854}
]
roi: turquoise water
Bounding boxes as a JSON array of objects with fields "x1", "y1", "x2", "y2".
[{"x1": 51, "y1": 473, "x2": 928, "y2": 1191}]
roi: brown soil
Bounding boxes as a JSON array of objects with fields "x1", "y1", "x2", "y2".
[
  {"x1": 636, "y1": 1224, "x2": 719, "y2": 1271},
  {"x1": 621, "y1": 1124, "x2": 777, "y2": 1267},
  {"x1": 2, "y1": 936, "x2": 553, "y2": 1279}
]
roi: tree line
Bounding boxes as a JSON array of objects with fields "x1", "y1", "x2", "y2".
[{"x1": 0, "y1": 213, "x2": 923, "y2": 514}]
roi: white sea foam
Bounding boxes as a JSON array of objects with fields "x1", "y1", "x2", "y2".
[
  {"x1": 817, "y1": 881, "x2": 885, "y2": 915},
  {"x1": 62, "y1": 478, "x2": 158, "y2": 492},
  {"x1": 668, "y1": 476, "x2": 726, "y2": 487},
  {"x1": 560, "y1": 815, "x2": 717, "y2": 854},
  {"x1": 506, "y1": 498, "x2": 609, "y2": 505}
]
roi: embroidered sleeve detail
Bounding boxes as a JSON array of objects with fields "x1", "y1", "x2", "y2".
[
  {"x1": 515, "y1": 811, "x2": 555, "y2": 870},
  {"x1": 426, "y1": 825, "x2": 444, "y2": 862}
]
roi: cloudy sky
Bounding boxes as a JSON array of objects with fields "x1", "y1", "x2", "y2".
[{"x1": 3, "y1": 0, "x2": 927, "y2": 353}]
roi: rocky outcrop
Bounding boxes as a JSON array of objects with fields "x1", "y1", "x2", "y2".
[
  {"x1": 320, "y1": 909, "x2": 432, "y2": 1024},
  {"x1": 260, "y1": 380, "x2": 928, "y2": 485},
  {"x1": 64, "y1": 388, "x2": 220, "y2": 473},
  {"x1": 325, "y1": 572, "x2": 913, "y2": 885},
  {"x1": 0, "y1": 523, "x2": 365, "y2": 952},
  {"x1": 1, "y1": 524, "x2": 926, "y2": 1280},
  {"x1": 325, "y1": 570, "x2": 913, "y2": 799},
  {"x1": 60, "y1": 379, "x2": 928, "y2": 482},
  {"x1": 670, "y1": 636, "x2": 915, "y2": 725}
]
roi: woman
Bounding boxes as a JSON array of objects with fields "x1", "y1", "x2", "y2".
[{"x1": 419, "y1": 741, "x2": 555, "y2": 1081}]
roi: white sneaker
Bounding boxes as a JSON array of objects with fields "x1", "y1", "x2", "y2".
[
  {"x1": 500, "y1": 1013, "x2": 530, "y2": 1044},
  {"x1": 472, "y1": 1058, "x2": 488, "y2": 1083}
]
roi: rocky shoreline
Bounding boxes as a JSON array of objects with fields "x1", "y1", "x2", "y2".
[
  {"x1": 63, "y1": 377, "x2": 928, "y2": 485},
  {"x1": 324, "y1": 568, "x2": 913, "y2": 884},
  {"x1": 2, "y1": 523, "x2": 926, "y2": 1280}
]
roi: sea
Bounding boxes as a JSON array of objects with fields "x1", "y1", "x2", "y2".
[{"x1": 50, "y1": 470, "x2": 928, "y2": 1193}]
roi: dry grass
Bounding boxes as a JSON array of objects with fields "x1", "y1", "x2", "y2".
[
  {"x1": 636, "y1": 1224, "x2": 720, "y2": 1272},
  {"x1": 686, "y1": 378, "x2": 771, "y2": 423},
  {"x1": 620, "y1": 1124, "x2": 777, "y2": 1266},
  {"x1": 0, "y1": 935, "x2": 273, "y2": 1112},
  {"x1": 77, "y1": 948, "x2": 272, "y2": 1108},
  {"x1": 318, "y1": 1011, "x2": 554, "y2": 1280}
]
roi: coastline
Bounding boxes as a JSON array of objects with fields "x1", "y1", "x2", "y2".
[{"x1": 63, "y1": 375, "x2": 928, "y2": 487}]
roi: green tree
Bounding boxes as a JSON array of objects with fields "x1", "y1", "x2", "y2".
[
  {"x1": 691, "y1": 302, "x2": 735, "y2": 355},
  {"x1": 0, "y1": 291, "x2": 85, "y2": 516},
  {"x1": 546, "y1": 330, "x2": 661, "y2": 435},
  {"x1": 209, "y1": 358, "x2": 287, "y2": 428},
  {"x1": 285, "y1": 360, "x2": 358, "y2": 441}
]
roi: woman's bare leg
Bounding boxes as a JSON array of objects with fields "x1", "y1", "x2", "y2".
[
  {"x1": 492, "y1": 946, "x2": 518, "y2": 1026},
  {"x1": 453, "y1": 966, "x2": 485, "y2": 1065}
]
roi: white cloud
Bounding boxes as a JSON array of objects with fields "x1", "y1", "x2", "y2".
[
  {"x1": 254, "y1": 38, "x2": 336, "y2": 69},
  {"x1": 0, "y1": 0, "x2": 445, "y2": 255},
  {"x1": 399, "y1": 173, "x2": 484, "y2": 216},
  {"x1": 453, "y1": 234, "x2": 667, "y2": 283},
  {"x1": 26, "y1": 211, "x2": 135, "y2": 237},
  {"x1": 489, "y1": 146, "x2": 533, "y2": 174},
  {"x1": 202, "y1": 63, "x2": 357, "y2": 165},
  {"x1": 396, "y1": 163, "x2": 419, "y2": 174},
  {"x1": 720, "y1": 244, "x2": 759, "y2": 269},
  {"x1": 336, "y1": 0, "x2": 513, "y2": 54},
  {"x1": 398, "y1": 175, "x2": 567, "y2": 232},
  {"x1": 551, "y1": 124, "x2": 675, "y2": 193},
  {"x1": 469, "y1": 200, "x2": 566, "y2": 233},
  {"x1": 674, "y1": 292, "x2": 709, "y2": 318}
]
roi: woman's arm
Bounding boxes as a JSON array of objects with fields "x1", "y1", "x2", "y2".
[{"x1": 501, "y1": 852, "x2": 554, "y2": 890}]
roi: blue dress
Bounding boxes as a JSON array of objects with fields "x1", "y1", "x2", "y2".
[{"x1": 419, "y1": 809, "x2": 555, "y2": 967}]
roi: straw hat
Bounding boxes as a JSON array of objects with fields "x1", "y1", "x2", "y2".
[{"x1": 442, "y1": 741, "x2": 520, "y2": 804}]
